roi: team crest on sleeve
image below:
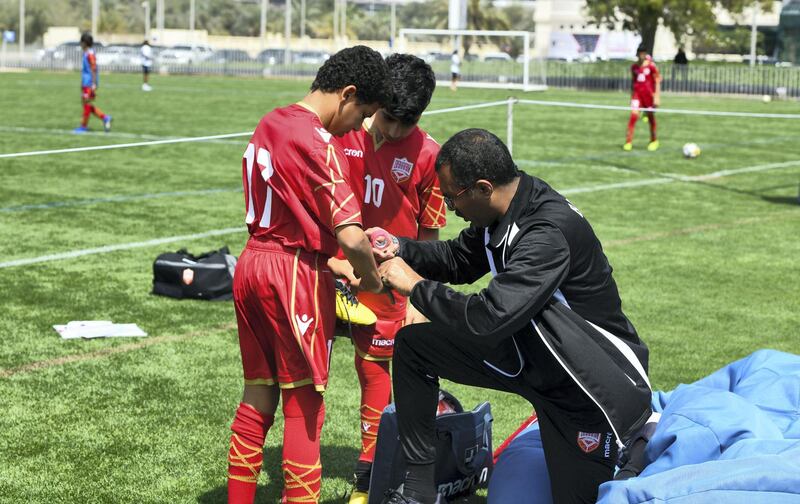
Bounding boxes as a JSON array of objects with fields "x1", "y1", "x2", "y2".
[
  {"x1": 577, "y1": 431, "x2": 601, "y2": 453},
  {"x1": 391, "y1": 157, "x2": 414, "y2": 183}
]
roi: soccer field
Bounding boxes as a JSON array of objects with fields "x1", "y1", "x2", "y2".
[{"x1": 1, "y1": 70, "x2": 799, "y2": 503}]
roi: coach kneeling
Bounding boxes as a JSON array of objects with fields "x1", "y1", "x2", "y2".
[{"x1": 373, "y1": 129, "x2": 654, "y2": 504}]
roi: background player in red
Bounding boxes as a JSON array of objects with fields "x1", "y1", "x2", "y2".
[
  {"x1": 331, "y1": 54, "x2": 446, "y2": 504},
  {"x1": 226, "y1": 46, "x2": 391, "y2": 504},
  {"x1": 624, "y1": 46, "x2": 660, "y2": 152},
  {"x1": 73, "y1": 33, "x2": 112, "y2": 134}
]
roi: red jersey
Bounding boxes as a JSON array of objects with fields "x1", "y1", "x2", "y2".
[
  {"x1": 241, "y1": 103, "x2": 362, "y2": 258},
  {"x1": 340, "y1": 122, "x2": 446, "y2": 318},
  {"x1": 631, "y1": 61, "x2": 659, "y2": 96}
]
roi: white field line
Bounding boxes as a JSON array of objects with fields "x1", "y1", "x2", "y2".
[
  {"x1": 0, "y1": 227, "x2": 244, "y2": 269},
  {"x1": 3, "y1": 158, "x2": 799, "y2": 270},
  {"x1": 0, "y1": 187, "x2": 241, "y2": 213},
  {"x1": 516, "y1": 99, "x2": 800, "y2": 119},
  {"x1": 561, "y1": 159, "x2": 800, "y2": 195},
  {"x1": 0, "y1": 131, "x2": 253, "y2": 159},
  {"x1": 0, "y1": 126, "x2": 244, "y2": 145},
  {"x1": 0, "y1": 102, "x2": 511, "y2": 159}
]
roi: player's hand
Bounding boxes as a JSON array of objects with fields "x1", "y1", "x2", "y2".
[
  {"x1": 91, "y1": 84, "x2": 97, "y2": 91},
  {"x1": 365, "y1": 227, "x2": 399, "y2": 262},
  {"x1": 327, "y1": 257, "x2": 357, "y2": 283},
  {"x1": 404, "y1": 302, "x2": 429, "y2": 326},
  {"x1": 378, "y1": 258, "x2": 423, "y2": 297},
  {"x1": 653, "y1": 94, "x2": 661, "y2": 107}
]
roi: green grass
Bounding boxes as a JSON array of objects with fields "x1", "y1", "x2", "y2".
[{"x1": 1, "y1": 70, "x2": 799, "y2": 503}]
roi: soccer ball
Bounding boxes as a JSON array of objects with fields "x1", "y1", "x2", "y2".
[{"x1": 682, "y1": 143, "x2": 701, "y2": 159}]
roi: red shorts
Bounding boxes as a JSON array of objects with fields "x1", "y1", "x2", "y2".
[
  {"x1": 630, "y1": 91, "x2": 653, "y2": 111},
  {"x1": 233, "y1": 239, "x2": 335, "y2": 392},
  {"x1": 81, "y1": 86, "x2": 96, "y2": 101},
  {"x1": 352, "y1": 316, "x2": 404, "y2": 361}
]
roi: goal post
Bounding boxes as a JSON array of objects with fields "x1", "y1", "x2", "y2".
[{"x1": 397, "y1": 28, "x2": 547, "y2": 92}]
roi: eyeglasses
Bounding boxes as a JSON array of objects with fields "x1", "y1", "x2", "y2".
[{"x1": 443, "y1": 185, "x2": 472, "y2": 211}]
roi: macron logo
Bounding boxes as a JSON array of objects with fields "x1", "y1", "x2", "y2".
[
  {"x1": 344, "y1": 148, "x2": 363, "y2": 158},
  {"x1": 315, "y1": 127, "x2": 332, "y2": 143},
  {"x1": 362, "y1": 421, "x2": 371, "y2": 433},
  {"x1": 295, "y1": 314, "x2": 314, "y2": 335}
]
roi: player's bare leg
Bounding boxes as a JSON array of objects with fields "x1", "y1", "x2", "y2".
[
  {"x1": 228, "y1": 384, "x2": 279, "y2": 504},
  {"x1": 624, "y1": 111, "x2": 639, "y2": 151},
  {"x1": 646, "y1": 112, "x2": 659, "y2": 151}
]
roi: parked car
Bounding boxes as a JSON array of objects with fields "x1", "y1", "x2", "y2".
[
  {"x1": 157, "y1": 45, "x2": 214, "y2": 65},
  {"x1": 96, "y1": 45, "x2": 138, "y2": 66},
  {"x1": 257, "y1": 48, "x2": 287, "y2": 65},
  {"x1": 292, "y1": 50, "x2": 330, "y2": 65},
  {"x1": 483, "y1": 52, "x2": 513, "y2": 62},
  {"x1": 208, "y1": 49, "x2": 252, "y2": 64},
  {"x1": 39, "y1": 41, "x2": 104, "y2": 62}
]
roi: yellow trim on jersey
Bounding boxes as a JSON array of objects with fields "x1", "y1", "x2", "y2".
[
  {"x1": 289, "y1": 249, "x2": 307, "y2": 359},
  {"x1": 331, "y1": 193, "x2": 356, "y2": 220},
  {"x1": 244, "y1": 378, "x2": 277, "y2": 386},
  {"x1": 295, "y1": 101, "x2": 321, "y2": 120},
  {"x1": 336, "y1": 211, "x2": 362, "y2": 227},
  {"x1": 354, "y1": 344, "x2": 393, "y2": 362},
  {"x1": 275, "y1": 378, "x2": 327, "y2": 393},
  {"x1": 310, "y1": 253, "x2": 320, "y2": 358}
]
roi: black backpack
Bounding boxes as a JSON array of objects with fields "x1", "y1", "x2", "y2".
[
  {"x1": 368, "y1": 393, "x2": 493, "y2": 503},
  {"x1": 152, "y1": 247, "x2": 237, "y2": 301}
]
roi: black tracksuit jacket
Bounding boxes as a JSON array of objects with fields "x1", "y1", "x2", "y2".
[{"x1": 397, "y1": 172, "x2": 652, "y2": 443}]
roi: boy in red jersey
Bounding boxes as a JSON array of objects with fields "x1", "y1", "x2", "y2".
[
  {"x1": 624, "y1": 46, "x2": 660, "y2": 152},
  {"x1": 227, "y1": 46, "x2": 391, "y2": 504},
  {"x1": 73, "y1": 33, "x2": 112, "y2": 134},
  {"x1": 331, "y1": 54, "x2": 446, "y2": 504}
]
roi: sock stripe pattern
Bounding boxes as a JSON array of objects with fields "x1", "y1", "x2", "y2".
[
  {"x1": 227, "y1": 403, "x2": 273, "y2": 504},
  {"x1": 360, "y1": 404, "x2": 383, "y2": 456},
  {"x1": 282, "y1": 458, "x2": 322, "y2": 503},
  {"x1": 228, "y1": 433, "x2": 262, "y2": 483}
]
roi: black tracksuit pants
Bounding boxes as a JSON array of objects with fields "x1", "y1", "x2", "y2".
[{"x1": 393, "y1": 322, "x2": 620, "y2": 504}]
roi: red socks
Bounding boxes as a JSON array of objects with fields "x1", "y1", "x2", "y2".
[
  {"x1": 355, "y1": 355, "x2": 392, "y2": 463},
  {"x1": 647, "y1": 112, "x2": 657, "y2": 141},
  {"x1": 81, "y1": 104, "x2": 107, "y2": 127},
  {"x1": 626, "y1": 113, "x2": 638, "y2": 143},
  {"x1": 281, "y1": 386, "x2": 325, "y2": 503},
  {"x1": 228, "y1": 403, "x2": 274, "y2": 504}
]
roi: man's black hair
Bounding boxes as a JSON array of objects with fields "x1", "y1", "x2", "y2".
[
  {"x1": 384, "y1": 53, "x2": 435, "y2": 125},
  {"x1": 311, "y1": 45, "x2": 391, "y2": 107},
  {"x1": 435, "y1": 129, "x2": 518, "y2": 188},
  {"x1": 636, "y1": 45, "x2": 647, "y2": 54},
  {"x1": 80, "y1": 33, "x2": 94, "y2": 47}
]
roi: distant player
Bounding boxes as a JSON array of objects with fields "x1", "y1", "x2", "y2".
[
  {"x1": 450, "y1": 50, "x2": 461, "y2": 91},
  {"x1": 141, "y1": 39, "x2": 153, "y2": 91},
  {"x1": 226, "y1": 46, "x2": 391, "y2": 504},
  {"x1": 73, "y1": 33, "x2": 112, "y2": 134},
  {"x1": 331, "y1": 54, "x2": 446, "y2": 504},
  {"x1": 624, "y1": 46, "x2": 660, "y2": 151}
]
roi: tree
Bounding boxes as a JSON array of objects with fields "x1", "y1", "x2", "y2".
[{"x1": 584, "y1": 0, "x2": 774, "y2": 54}]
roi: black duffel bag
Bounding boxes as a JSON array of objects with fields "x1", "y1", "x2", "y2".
[{"x1": 152, "y1": 247, "x2": 237, "y2": 301}]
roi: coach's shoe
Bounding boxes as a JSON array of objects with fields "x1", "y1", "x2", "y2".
[
  {"x1": 103, "y1": 115, "x2": 113, "y2": 133},
  {"x1": 381, "y1": 488, "x2": 443, "y2": 504},
  {"x1": 615, "y1": 412, "x2": 661, "y2": 481},
  {"x1": 647, "y1": 140, "x2": 660, "y2": 151},
  {"x1": 622, "y1": 142, "x2": 633, "y2": 151},
  {"x1": 335, "y1": 279, "x2": 377, "y2": 326},
  {"x1": 142, "y1": 83, "x2": 152, "y2": 91},
  {"x1": 72, "y1": 125, "x2": 88, "y2": 134}
]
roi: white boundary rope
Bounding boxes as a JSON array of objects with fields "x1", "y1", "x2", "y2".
[{"x1": 3, "y1": 158, "x2": 798, "y2": 270}]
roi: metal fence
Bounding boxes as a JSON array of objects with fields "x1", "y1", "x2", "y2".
[
  {"x1": 544, "y1": 61, "x2": 800, "y2": 98},
  {"x1": 2, "y1": 48, "x2": 799, "y2": 98}
]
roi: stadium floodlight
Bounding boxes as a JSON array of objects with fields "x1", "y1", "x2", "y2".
[{"x1": 398, "y1": 28, "x2": 546, "y2": 92}]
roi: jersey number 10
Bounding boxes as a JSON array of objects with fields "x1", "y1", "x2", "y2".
[{"x1": 363, "y1": 174, "x2": 385, "y2": 208}]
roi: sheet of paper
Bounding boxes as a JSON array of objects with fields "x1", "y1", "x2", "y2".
[{"x1": 53, "y1": 321, "x2": 147, "y2": 339}]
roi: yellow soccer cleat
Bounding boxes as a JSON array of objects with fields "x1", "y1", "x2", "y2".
[
  {"x1": 647, "y1": 140, "x2": 660, "y2": 151},
  {"x1": 348, "y1": 490, "x2": 369, "y2": 504},
  {"x1": 335, "y1": 280, "x2": 377, "y2": 326},
  {"x1": 623, "y1": 142, "x2": 633, "y2": 151}
]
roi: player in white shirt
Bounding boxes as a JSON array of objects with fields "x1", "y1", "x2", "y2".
[
  {"x1": 450, "y1": 50, "x2": 460, "y2": 91},
  {"x1": 141, "y1": 40, "x2": 153, "y2": 91}
]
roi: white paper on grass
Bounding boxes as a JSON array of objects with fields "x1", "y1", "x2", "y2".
[{"x1": 53, "y1": 320, "x2": 148, "y2": 339}]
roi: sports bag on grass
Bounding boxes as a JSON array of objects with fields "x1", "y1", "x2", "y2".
[
  {"x1": 368, "y1": 392, "x2": 493, "y2": 503},
  {"x1": 152, "y1": 247, "x2": 236, "y2": 301}
]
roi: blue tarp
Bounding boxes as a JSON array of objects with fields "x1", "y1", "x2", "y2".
[{"x1": 488, "y1": 350, "x2": 800, "y2": 504}]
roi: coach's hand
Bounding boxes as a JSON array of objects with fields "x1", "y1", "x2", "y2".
[{"x1": 378, "y1": 258, "x2": 423, "y2": 297}]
